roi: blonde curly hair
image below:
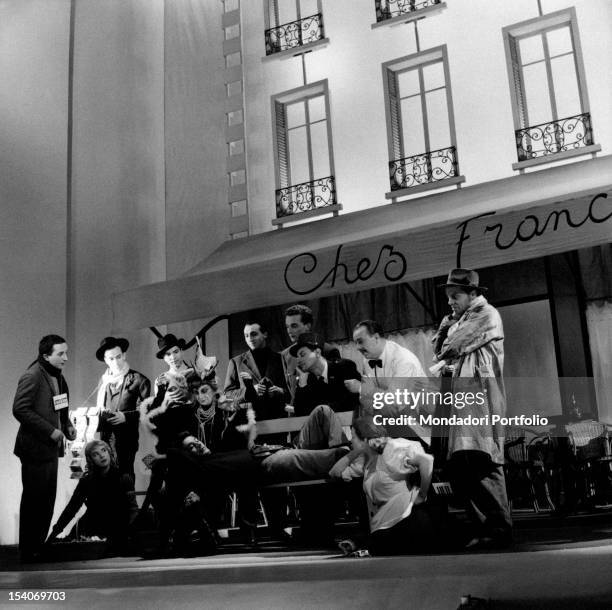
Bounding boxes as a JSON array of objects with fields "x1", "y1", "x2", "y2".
[{"x1": 84, "y1": 440, "x2": 116, "y2": 473}]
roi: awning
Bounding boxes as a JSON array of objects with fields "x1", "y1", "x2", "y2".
[{"x1": 112, "y1": 155, "x2": 612, "y2": 332}]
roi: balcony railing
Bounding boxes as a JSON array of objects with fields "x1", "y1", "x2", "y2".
[
  {"x1": 515, "y1": 113, "x2": 594, "y2": 162},
  {"x1": 276, "y1": 176, "x2": 336, "y2": 218},
  {"x1": 375, "y1": 0, "x2": 441, "y2": 22},
  {"x1": 389, "y1": 146, "x2": 458, "y2": 191},
  {"x1": 265, "y1": 13, "x2": 324, "y2": 56}
]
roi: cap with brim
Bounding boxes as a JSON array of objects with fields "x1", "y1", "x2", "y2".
[
  {"x1": 289, "y1": 332, "x2": 324, "y2": 358},
  {"x1": 156, "y1": 333, "x2": 186, "y2": 359},
  {"x1": 96, "y1": 336, "x2": 129, "y2": 362}
]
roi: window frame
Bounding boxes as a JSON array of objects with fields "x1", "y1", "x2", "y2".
[
  {"x1": 371, "y1": 0, "x2": 447, "y2": 30},
  {"x1": 271, "y1": 80, "x2": 341, "y2": 224},
  {"x1": 262, "y1": 0, "x2": 329, "y2": 59},
  {"x1": 502, "y1": 7, "x2": 600, "y2": 170},
  {"x1": 382, "y1": 45, "x2": 464, "y2": 198}
]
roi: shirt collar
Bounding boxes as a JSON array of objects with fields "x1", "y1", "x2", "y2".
[{"x1": 320, "y1": 359, "x2": 329, "y2": 383}]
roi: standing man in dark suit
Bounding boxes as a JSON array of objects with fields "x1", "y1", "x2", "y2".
[
  {"x1": 281, "y1": 304, "x2": 341, "y2": 405},
  {"x1": 13, "y1": 334, "x2": 76, "y2": 562},
  {"x1": 95, "y1": 336, "x2": 150, "y2": 482},
  {"x1": 281, "y1": 304, "x2": 313, "y2": 405},
  {"x1": 291, "y1": 332, "x2": 361, "y2": 417},
  {"x1": 223, "y1": 321, "x2": 288, "y2": 421}
]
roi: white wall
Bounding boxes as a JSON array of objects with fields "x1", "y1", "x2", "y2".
[
  {"x1": 0, "y1": 0, "x2": 167, "y2": 545},
  {"x1": 0, "y1": 0, "x2": 71, "y2": 546},
  {"x1": 69, "y1": 0, "x2": 166, "y2": 404},
  {"x1": 242, "y1": 0, "x2": 612, "y2": 233}
]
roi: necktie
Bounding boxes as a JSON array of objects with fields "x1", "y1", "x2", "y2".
[{"x1": 368, "y1": 359, "x2": 383, "y2": 369}]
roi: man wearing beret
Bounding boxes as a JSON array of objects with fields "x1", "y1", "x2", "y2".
[
  {"x1": 13, "y1": 334, "x2": 76, "y2": 562},
  {"x1": 95, "y1": 336, "x2": 150, "y2": 482}
]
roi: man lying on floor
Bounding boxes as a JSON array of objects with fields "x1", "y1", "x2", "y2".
[{"x1": 163, "y1": 405, "x2": 351, "y2": 553}]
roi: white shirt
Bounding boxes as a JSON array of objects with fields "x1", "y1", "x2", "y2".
[{"x1": 362, "y1": 340, "x2": 426, "y2": 384}]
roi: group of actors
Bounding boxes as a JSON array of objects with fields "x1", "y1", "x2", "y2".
[{"x1": 12, "y1": 267, "x2": 513, "y2": 562}]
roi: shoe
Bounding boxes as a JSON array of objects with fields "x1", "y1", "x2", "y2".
[
  {"x1": 465, "y1": 536, "x2": 513, "y2": 551},
  {"x1": 338, "y1": 539, "x2": 357, "y2": 555}
]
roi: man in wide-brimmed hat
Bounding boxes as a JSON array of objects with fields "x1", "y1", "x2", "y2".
[
  {"x1": 432, "y1": 268, "x2": 512, "y2": 550},
  {"x1": 96, "y1": 336, "x2": 150, "y2": 481}
]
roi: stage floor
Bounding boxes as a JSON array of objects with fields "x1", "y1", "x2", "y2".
[{"x1": 2, "y1": 511, "x2": 612, "y2": 609}]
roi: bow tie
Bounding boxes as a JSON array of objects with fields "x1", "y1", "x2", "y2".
[{"x1": 368, "y1": 359, "x2": 383, "y2": 369}]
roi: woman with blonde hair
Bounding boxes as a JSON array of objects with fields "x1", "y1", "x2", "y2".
[
  {"x1": 47, "y1": 440, "x2": 138, "y2": 553},
  {"x1": 330, "y1": 418, "x2": 435, "y2": 556}
]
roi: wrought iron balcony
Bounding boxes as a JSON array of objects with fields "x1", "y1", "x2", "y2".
[
  {"x1": 375, "y1": 0, "x2": 441, "y2": 22},
  {"x1": 265, "y1": 13, "x2": 324, "y2": 56},
  {"x1": 389, "y1": 146, "x2": 458, "y2": 191},
  {"x1": 515, "y1": 113, "x2": 594, "y2": 162},
  {"x1": 276, "y1": 176, "x2": 336, "y2": 218}
]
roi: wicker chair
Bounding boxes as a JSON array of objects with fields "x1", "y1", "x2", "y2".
[
  {"x1": 566, "y1": 420, "x2": 612, "y2": 505},
  {"x1": 504, "y1": 427, "x2": 555, "y2": 513}
]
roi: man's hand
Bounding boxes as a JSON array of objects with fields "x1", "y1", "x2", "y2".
[
  {"x1": 268, "y1": 385, "x2": 284, "y2": 396},
  {"x1": 50, "y1": 429, "x2": 65, "y2": 446},
  {"x1": 108, "y1": 411, "x2": 126, "y2": 425},
  {"x1": 254, "y1": 383, "x2": 266, "y2": 397},
  {"x1": 344, "y1": 379, "x2": 361, "y2": 394}
]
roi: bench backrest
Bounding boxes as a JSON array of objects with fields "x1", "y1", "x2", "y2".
[{"x1": 256, "y1": 410, "x2": 353, "y2": 436}]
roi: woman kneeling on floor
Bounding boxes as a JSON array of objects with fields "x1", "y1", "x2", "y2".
[
  {"x1": 330, "y1": 417, "x2": 436, "y2": 556},
  {"x1": 47, "y1": 440, "x2": 138, "y2": 553}
]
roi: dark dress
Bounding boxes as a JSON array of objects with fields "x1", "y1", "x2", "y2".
[{"x1": 51, "y1": 466, "x2": 138, "y2": 543}]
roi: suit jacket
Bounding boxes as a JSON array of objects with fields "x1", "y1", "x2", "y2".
[
  {"x1": 223, "y1": 348, "x2": 288, "y2": 420},
  {"x1": 293, "y1": 358, "x2": 361, "y2": 417},
  {"x1": 13, "y1": 362, "x2": 71, "y2": 462},
  {"x1": 282, "y1": 342, "x2": 342, "y2": 405},
  {"x1": 99, "y1": 369, "x2": 150, "y2": 450}
]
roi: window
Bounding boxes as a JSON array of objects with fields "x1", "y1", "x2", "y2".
[
  {"x1": 272, "y1": 81, "x2": 338, "y2": 221},
  {"x1": 383, "y1": 46, "x2": 463, "y2": 195},
  {"x1": 373, "y1": 0, "x2": 445, "y2": 27},
  {"x1": 265, "y1": 0, "x2": 325, "y2": 56},
  {"x1": 503, "y1": 8, "x2": 599, "y2": 168}
]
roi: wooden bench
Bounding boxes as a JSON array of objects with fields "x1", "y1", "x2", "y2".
[{"x1": 255, "y1": 410, "x2": 354, "y2": 489}]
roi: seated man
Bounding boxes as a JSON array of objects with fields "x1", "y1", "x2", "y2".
[{"x1": 291, "y1": 332, "x2": 361, "y2": 417}]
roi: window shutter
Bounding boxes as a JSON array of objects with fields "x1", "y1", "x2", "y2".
[
  {"x1": 508, "y1": 35, "x2": 527, "y2": 129},
  {"x1": 387, "y1": 68, "x2": 403, "y2": 161},
  {"x1": 275, "y1": 100, "x2": 289, "y2": 187}
]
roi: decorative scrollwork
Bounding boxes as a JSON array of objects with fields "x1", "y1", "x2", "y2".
[
  {"x1": 375, "y1": 0, "x2": 441, "y2": 22},
  {"x1": 265, "y1": 13, "x2": 324, "y2": 56},
  {"x1": 515, "y1": 113, "x2": 594, "y2": 162},
  {"x1": 389, "y1": 146, "x2": 458, "y2": 191},
  {"x1": 276, "y1": 176, "x2": 336, "y2": 218}
]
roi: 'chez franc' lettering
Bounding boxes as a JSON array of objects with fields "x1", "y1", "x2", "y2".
[
  {"x1": 283, "y1": 192, "x2": 610, "y2": 294},
  {"x1": 455, "y1": 193, "x2": 610, "y2": 267},
  {"x1": 284, "y1": 244, "x2": 406, "y2": 296}
]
